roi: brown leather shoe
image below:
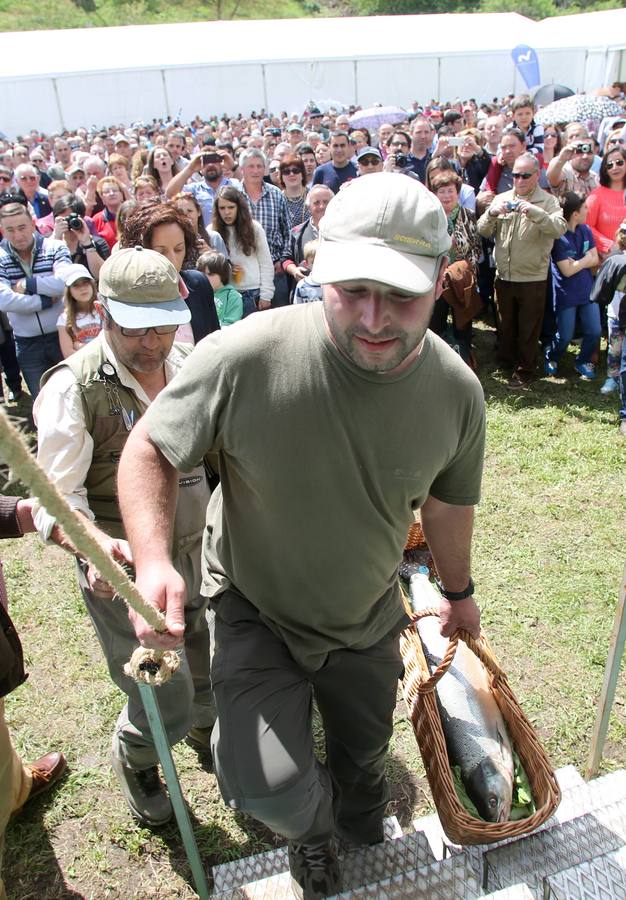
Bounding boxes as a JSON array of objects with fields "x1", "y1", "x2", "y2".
[{"x1": 25, "y1": 751, "x2": 67, "y2": 803}]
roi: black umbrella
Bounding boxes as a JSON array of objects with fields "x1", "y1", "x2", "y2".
[{"x1": 531, "y1": 84, "x2": 575, "y2": 107}]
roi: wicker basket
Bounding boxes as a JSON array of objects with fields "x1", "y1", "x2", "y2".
[{"x1": 400, "y1": 608, "x2": 561, "y2": 845}]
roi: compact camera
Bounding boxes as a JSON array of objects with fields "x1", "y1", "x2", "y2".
[
  {"x1": 66, "y1": 213, "x2": 83, "y2": 231},
  {"x1": 505, "y1": 201, "x2": 519, "y2": 212},
  {"x1": 575, "y1": 142, "x2": 593, "y2": 154}
]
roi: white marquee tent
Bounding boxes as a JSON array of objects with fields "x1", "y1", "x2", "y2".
[{"x1": 1, "y1": 8, "x2": 625, "y2": 137}]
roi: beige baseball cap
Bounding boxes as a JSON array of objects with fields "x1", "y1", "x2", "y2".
[
  {"x1": 98, "y1": 246, "x2": 191, "y2": 329},
  {"x1": 312, "y1": 172, "x2": 451, "y2": 295}
]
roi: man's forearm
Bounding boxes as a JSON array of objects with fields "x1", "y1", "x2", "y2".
[
  {"x1": 165, "y1": 166, "x2": 192, "y2": 199},
  {"x1": 117, "y1": 419, "x2": 179, "y2": 568},
  {"x1": 420, "y1": 495, "x2": 474, "y2": 592}
]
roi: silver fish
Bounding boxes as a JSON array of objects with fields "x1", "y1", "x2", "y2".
[{"x1": 406, "y1": 568, "x2": 514, "y2": 823}]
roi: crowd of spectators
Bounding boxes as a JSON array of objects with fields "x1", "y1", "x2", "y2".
[{"x1": 0, "y1": 91, "x2": 625, "y2": 427}]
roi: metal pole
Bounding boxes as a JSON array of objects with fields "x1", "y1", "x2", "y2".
[
  {"x1": 137, "y1": 682, "x2": 210, "y2": 899},
  {"x1": 586, "y1": 561, "x2": 626, "y2": 780}
]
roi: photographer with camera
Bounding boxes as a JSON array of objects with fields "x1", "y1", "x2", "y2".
[
  {"x1": 52, "y1": 195, "x2": 110, "y2": 282},
  {"x1": 547, "y1": 125, "x2": 599, "y2": 200},
  {"x1": 165, "y1": 150, "x2": 232, "y2": 226},
  {"x1": 383, "y1": 131, "x2": 421, "y2": 181},
  {"x1": 478, "y1": 152, "x2": 566, "y2": 390}
]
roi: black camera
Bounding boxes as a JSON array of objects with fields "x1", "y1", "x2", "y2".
[
  {"x1": 575, "y1": 142, "x2": 593, "y2": 154},
  {"x1": 67, "y1": 213, "x2": 83, "y2": 231},
  {"x1": 395, "y1": 153, "x2": 408, "y2": 168}
]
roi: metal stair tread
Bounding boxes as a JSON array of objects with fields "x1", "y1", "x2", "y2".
[
  {"x1": 481, "y1": 886, "x2": 535, "y2": 899},
  {"x1": 330, "y1": 850, "x2": 481, "y2": 899},
  {"x1": 544, "y1": 844, "x2": 626, "y2": 899},
  {"x1": 484, "y1": 797, "x2": 626, "y2": 894},
  {"x1": 212, "y1": 816, "x2": 403, "y2": 894}
]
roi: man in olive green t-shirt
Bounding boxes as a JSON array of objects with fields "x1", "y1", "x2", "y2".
[{"x1": 118, "y1": 173, "x2": 486, "y2": 899}]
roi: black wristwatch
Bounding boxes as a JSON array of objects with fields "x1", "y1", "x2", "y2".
[
  {"x1": 81, "y1": 241, "x2": 96, "y2": 250},
  {"x1": 435, "y1": 577, "x2": 475, "y2": 602}
]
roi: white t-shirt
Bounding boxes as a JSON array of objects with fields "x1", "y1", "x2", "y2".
[{"x1": 57, "y1": 309, "x2": 102, "y2": 345}]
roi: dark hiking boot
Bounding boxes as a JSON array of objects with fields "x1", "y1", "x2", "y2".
[{"x1": 288, "y1": 839, "x2": 341, "y2": 899}]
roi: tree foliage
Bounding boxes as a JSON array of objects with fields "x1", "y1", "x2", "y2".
[{"x1": 353, "y1": 0, "x2": 624, "y2": 18}]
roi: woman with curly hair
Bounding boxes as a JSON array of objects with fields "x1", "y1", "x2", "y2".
[
  {"x1": 119, "y1": 201, "x2": 220, "y2": 343},
  {"x1": 212, "y1": 185, "x2": 274, "y2": 316}
]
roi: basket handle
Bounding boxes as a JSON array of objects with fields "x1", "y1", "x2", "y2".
[{"x1": 410, "y1": 608, "x2": 506, "y2": 693}]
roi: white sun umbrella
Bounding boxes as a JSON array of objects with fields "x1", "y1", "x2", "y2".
[{"x1": 348, "y1": 105, "x2": 408, "y2": 132}]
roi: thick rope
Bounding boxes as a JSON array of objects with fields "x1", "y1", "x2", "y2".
[{"x1": 0, "y1": 405, "x2": 177, "y2": 684}]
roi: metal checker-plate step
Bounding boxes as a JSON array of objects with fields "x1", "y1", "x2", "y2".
[
  {"x1": 331, "y1": 851, "x2": 481, "y2": 899},
  {"x1": 482, "y1": 887, "x2": 535, "y2": 900},
  {"x1": 544, "y1": 845, "x2": 626, "y2": 899},
  {"x1": 212, "y1": 817, "x2": 403, "y2": 894},
  {"x1": 411, "y1": 765, "x2": 586, "y2": 860},
  {"x1": 484, "y1": 797, "x2": 626, "y2": 895}
]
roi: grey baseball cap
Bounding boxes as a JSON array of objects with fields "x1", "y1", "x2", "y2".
[
  {"x1": 312, "y1": 172, "x2": 451, "y2": 295},
  {"x1": 98, "y1": 247, "x2": 190, "y2": 329}
]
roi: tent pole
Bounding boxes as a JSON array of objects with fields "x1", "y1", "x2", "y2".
[
  {"x1": 261, "y1": 64, "x2": 268, "y2": 114},
  {"x1": 52, "y1": 78, "x2": 65, "y2": 133},
  {"x1": 586, "y1": 561, "x2": 626, "y2": 780},
  {"x1": 161, "y1": 69, "x2": 171, "y2": 119},
  {"x1": 353, "y1": 60, "x2": 358, "y2": 106}
]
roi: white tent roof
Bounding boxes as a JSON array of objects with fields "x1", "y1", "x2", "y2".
[{"x1": 0, "y1": 13, "x2": 541, "y2": 80}]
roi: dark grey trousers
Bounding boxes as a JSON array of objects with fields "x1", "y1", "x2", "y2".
[{"x1": 210, "y1": 589, "x2": 405, "y2": 845}]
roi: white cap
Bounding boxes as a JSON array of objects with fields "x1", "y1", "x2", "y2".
[{"x1": 312, "y1": 173, "x2": 451, "y2": 295}]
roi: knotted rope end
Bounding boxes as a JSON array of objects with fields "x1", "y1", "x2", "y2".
[{"x1": 124, "y1": 647, "x2": 180, "y2": 686}]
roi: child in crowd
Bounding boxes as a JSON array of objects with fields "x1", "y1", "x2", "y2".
[
  {"x1": 511, "y1": 94, "x2": 544, "y2": 157},
  {"x1": 545, "y1": 192, "x2": 601, "y2": 380},
  {"x1": 293, "y1": 240, "x2": 323, "y2": 304},
  {"x1": 57, "y1": 264, "x2": 102, "y2": 358},
  {"x1": 600, "y1": 221, "x2": 626, "y2": 398},
  {"x1": 196, "y1": 251, "x2": 243, "y2": 326}
]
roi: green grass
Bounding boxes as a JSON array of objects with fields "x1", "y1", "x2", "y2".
[
  {"x1": 2, "y1": 319, "x2": 626, "y2": 897},
  {"x1": 0, "y1": 0, "x2": 338, "y2": 34}
]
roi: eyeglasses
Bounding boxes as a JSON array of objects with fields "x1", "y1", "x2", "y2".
[
  {"x1": 102, "y1": 307, "x2": 178, "y2": 336},
  {"x1": 358, "y1": 158, "x2": 380, "y2": 167},
  {"x1": 0, "y1": 175, "x2": 11, "y2": 183},
  {"x1": 281, "y1": 167, "x2": 301, "y2": 175},
  {"x1": 544, "y1": 133, "x2": 558, "y2": 139},
  {"x1": 606, "y1": 159, "x2": 625, "y2": 169},
  {"x1": 18, "y1": 175, "x2": 37, "y2": 182},
  {"x1": 512, "y1": 172, "x2": 534, "y2": 180},
  {"x1": 390, "y1": 141, "x2": 408, "y2": 148}
]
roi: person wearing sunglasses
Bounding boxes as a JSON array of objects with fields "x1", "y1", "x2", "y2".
[
  {"x1": 34, "y1": 247, "x2": 216, "y2": 828},
  {"x1": 585, "y1": 148, "x2": 626, "y2": 259},
  {"x1": 356, "y1": 146, "x2": 383, "y2": 175},
  {"x1": 278, "y1": 156, "x2": 308, "y2": 230},
  {"x1": 478, "y1": 152, "x2": 567, "y2": 390},
  {"x1": 12, "y1": 163, "x2": 51, "y2": 219}
]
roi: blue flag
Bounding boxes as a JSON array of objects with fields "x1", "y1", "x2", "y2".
[{"x1": 511, "y1": 45, "x2": 541, "y2": 90}]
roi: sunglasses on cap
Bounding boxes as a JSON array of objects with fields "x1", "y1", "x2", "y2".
[
  {"x1": 512, "y1": 171, "x2": 534, "y2": 180},
  {"x1": 606, "y1": 159, "x2": 625, "y2": 169}
]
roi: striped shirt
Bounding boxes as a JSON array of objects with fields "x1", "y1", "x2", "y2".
[{"x1": 0, "y1": 233, "x2": 71, "y2": 336}]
